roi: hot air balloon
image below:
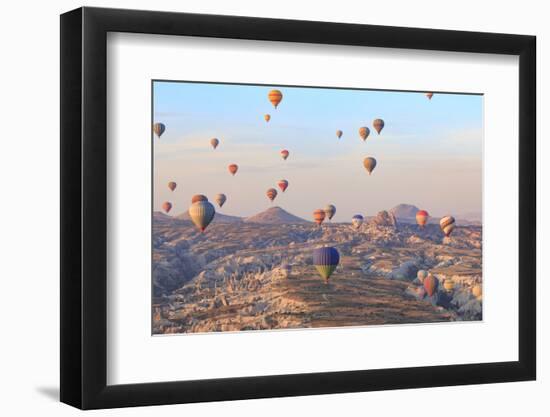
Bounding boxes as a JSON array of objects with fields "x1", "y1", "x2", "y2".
[
  {"x1": 416, "y1": 210, "x2": 429, "y2": 228},
  {"x1": 424, "y1": 274, "x2": 439, "y2": 297},
  {"x1": 324, "y1": 204, "x2": 336, "y2": 221},
  {"x1": 191, "y1": 194, "x2": 208, "y2": 204},
  {"x1": 266, "y1": 188, "x2": 278, "y2": 202},
  {"x1": 351, "y1": 214, "x2": 364, "y2": 229},
  {"x1": 278, "y1": 179, "x2": 288, "y2": 193},
  {"x1": 214, "y1": 193, "x2": 226, "y2": 208},
  {"x1": 359, "y1": 127, "x2": 370, "y2": 141},
  {"x1": 189, "y1": 200, "x2": 215, "y2": 232},
  {"x1": 425, "y1": 92, "x2": 434, "y2": 100},
  {"x1": 440, "y1": 216, "x2": 456, "y2": 237},
  {"x1": 162, "y1": 201, "x2": 172, "y2": 213},
  {"x1": 313, "y1": 247, "x2": 340, "y2": 282},
  {"x1": 280, "y1": 149, "x2": 289, "y2": 160},
  {"x1": 373, "y1": 119, "x2": 385, "y2": 134},
  {"x1": 228, "y1": 164, "x2": 239, "y2": 176},
  {"x1": 336, "y1": 130, "x2": 343, "y2": 139},
  {"x1": 363, "y1": 157, "x2": 377, "y2": 175},
  {"x1": 472, "y1": 284, "x2": 482, "y2": 298},
  {"x1": 153, "y1": 122, "x2": 166, "y2": 138},
  {"x1": 417, "y1": 269, "x2": 428, "y2": 284},
  {"x1": 443, "y1": 279, "x2": 455, "y2": 292},
  {"x1": 313, "y1": 209, "x2": 326, "y2": 226},
  {"x1": 264, "y1": 114, "x2": 271, "y2": 123},
  {"x1": 268, "y1": 89, "x2": 283, "y2": 108},
  {"x1": 168, "y1": 181, "x2": 177, "y2": 192},
  {"x1": 210, "y1": 138, "x2": 219, "y2": 149}
]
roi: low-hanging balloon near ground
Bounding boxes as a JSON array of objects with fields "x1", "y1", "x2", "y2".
[
  {"x1": 268, "y1": 89, "x2": 283, "y2": 108},
  {"x1": 373, "y1": 118, "x2": 385, "y2": 134},
  {"x1": 351, "y1": 214, "x2": 364, "y2": 229},
  {"x1": 153, "y1": 122, "x2": 166, "y2": 138},
  {"x1": 313, "y1": 246, "x2": 340, "y2": 282},
  {"x1": 313, "y1": 209, "x2": 326, "y2": 226},
  {"x1": 189, "y1": 200, "x2": 215, "y2": 232},
  {"x1": 162, "y1": 201, "x2": 172, "y2": 213},
  {"x1": 280, "y1": 149, "x2": 289, "y2": 160},
  {"x1": 440, "y1": 216, "x2": 456, "y2": 237},
  {"x1": 359, "y1": 126, "x2": 370, "y2": 141},
  {"x1": 168, "y1": 181, "x2": 177, "y2": 192},
  {"x1": 210, "y1": 138, "x2": 219, "y2": 149},
  {"x1": 324, "y1": 204, "x2": 336, "y2": 220},
  {"x1": 363, "y1": 157, "x2": 377, "y2": 175},
  {"x1": 278, "y1": 179, "x2": 288, "y2": 192},
  {"x1": 214, "y1": 193, "x2": 226, "y2": 208},
  {"x1": 266, "y1": 188, "x2": 278, "y2": 202},
  {"x1": 416, "y1": 210, "x2": 429, "y2": 228},
  {"x1": 228, "y1": 164, "x2": 239, "y2": 176}
]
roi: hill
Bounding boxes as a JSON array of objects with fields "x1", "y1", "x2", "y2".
[{"x1": 244, "y1": 206, "x2": 308, "y2": 224}]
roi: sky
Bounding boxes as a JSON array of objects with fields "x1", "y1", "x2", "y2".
[{"x1": 153, "y1": 81, "x2": 483, "y2": 222}]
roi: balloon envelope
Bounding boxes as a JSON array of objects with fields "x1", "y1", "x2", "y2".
[
  {"x1": 363, "y1": 157, "x2": 377, "y2": 175},
  {"x1": 417, "y1": 270, "x2": 428, "y2": 283},
  {"x1": 373, "y1": 119, "x2": 385, "y2": 134},
  {"x1": 278, "y1": 179, "x2": 288, "y2": 192},
  {"x1": 264, "y1": 114, "x2": 271, "y2": 122},
  {"x1": 472, "y1": 284, "x2": 482, "y2": 298},
  {"x1": 313, "y1": 247, "x2": 340, "y2": 281},
  {"x1": 280, "y1": 150, "x2": 289, "y2": 160},
  {"x1": 191, "y1": 194, "x2": 208, "y2": 204},
  {"x1": 425, "y1": 92, "x2": 434, "y2": 100},
  {"x1": 313, "y1": 209, "x2": 326, "y2": 225},
  {"x1": 268, "y1": 89, "x2": 283, "y2": 108},
  {"x1": 210, "y1": 138, "x2": 219, "y2": 149},
  {"x1": 153, "y1": 123, "x2": 166, "y2": 138},
  {"x1": 324, "y1": 204, "x2": 336, "y2": 220},
  {"x1": 359, "y1": 127, "x2": 370, "y2": 141},
  {"x1": 168, "y1": 181, "x2": 177, "y2": 192},
  {"x1": 336, "y1": 130, "x2": 343, "y2": 139},
  {"x1": 351, "y1": 214, "x2": 364, "y2": 229},
  {"x1": 189, "y1": 201, "x2": 215, "y2": 232},
  {"x1": 424, "y1": 274, "x2": 439, "y2": 296},
  {"x1": 214, "y1": 193, "x2": 226, "y2": 208},
  {"x1": 228, "y1": 164, "x2": 239, "y2": 176},
  {"x1": 416, "y1": 210, "x2": 429, "y2": 227},
  {"x1": 440, "y1": 216, "x2": 456, "y2": 237},
  {"x1": 162, "y1": 201, "x2": 172, "y2": 213},
  {"x1": 266, "y1": 188, "x2": 278, "y2": 202}
]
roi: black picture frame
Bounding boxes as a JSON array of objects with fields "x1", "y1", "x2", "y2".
[{"x1": 60, "y1": 6, "x2": 536, "y2": 410}]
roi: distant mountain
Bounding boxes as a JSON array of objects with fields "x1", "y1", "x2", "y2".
[
  {"x1": 244, "y1": 206, "x2": 308, "y2": 224},
  {"x1": 153, "y1": 211, "x2": 174, "y2": 224},
  {"x1": 175, "y1": 210, "x2": 243, "y2": 224},
  {"x1": 390, "y1": 204, "x2": 420, "y2": 219}
]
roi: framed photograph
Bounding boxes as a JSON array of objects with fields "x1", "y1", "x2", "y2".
[{"x1": 60, "y1": 7, "x2": 536, "y2": 410}]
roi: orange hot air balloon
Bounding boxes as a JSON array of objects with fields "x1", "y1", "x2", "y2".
[
  {"x1": 228, "y1": 164, "x2": 239, "y2": 176},
  {"x1": 336, "y1": 130, "x2": 343, "y2": 139},
  {"x1": 425, "y1": 92, "x2": 434, "y2": 100},
  {"x1": 168, "y1": 181, "x2": 177, "y2": 192},
  {"x1": 268, "y1": 89, "x2": 283, "y2": 108},
  {"x1": 424, "y1": 274, "x2": 439, "y2": 297},
  {"x1": 416, "y1": 210, "x2": 429, "y2": 228},
  {"x1": 373, "y1": 118, "x2": 385, "y2": 134},
  {"x1": 363, "y1": 157, "x2": 377, "y2": 175},
  {"x1": 210, "y1": 138, "x2": 219, "y2": 149},
  {"x1": 278, "y1": 179, "x2": 289, "y2": 192},
  {"x1": 313, "y1": 209, "x2": 326, "y2": 226},
  {"x1": 359, "y1": 127, "x2": 370, "y2": 141},
  {"x1": 162, "y1": 201, "x2": 172, "y2": 213},
  {"x1": 191, "y1": 194, "x2": 208, "y2": 204},
  {"x1": 264, "y1": 114, "x2": 271, "y2": 123},
  {"x1": 266, "y1": 188, "x2": 278, "y2": 202},
  {"x1": 281, "y1": 150, "x2": 289, "y2": 160}
]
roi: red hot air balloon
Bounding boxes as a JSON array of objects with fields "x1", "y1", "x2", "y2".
[
  {"x1": 416, "y1": 210, "x2": 429, "y2": 228},
  {"x1": 162, "y1": 201, "x2": 172, "y2": 213},
  {"x1": 425, "y1": 92, "x2": 434, "y2": 100},
  {"x1": 191, "y1": 194, "x2": 208, "y2": 204},
  {"x1": 266, "y1": 188, "x2": 278, "y2": 202},
  {"x1": 228, "y1": 164, "x2": 239, "y2": 176},
  {"x1": 313, "y1": 209, "x2": 326, "y2": 226},
  {"x1": 424, "y1": 274, "x2": 439, "y2": 297},
  {"x1": 278, "y1": 179, "x2": 288, "y2": 192},
  {"x1": 280, "y1": 150, "x2": 289, "y2": 160},
  {"x1": 168, "y1": 181, "x2": 177, "y2": 192}
]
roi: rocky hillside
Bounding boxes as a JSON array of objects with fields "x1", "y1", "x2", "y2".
[{"x1": 244, "y1": 206, "x2": 308, "y2": 224}]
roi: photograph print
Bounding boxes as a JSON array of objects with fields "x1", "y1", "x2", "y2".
[{"x1": 152, "y1": 81, "x2": 483, "y2": 335}]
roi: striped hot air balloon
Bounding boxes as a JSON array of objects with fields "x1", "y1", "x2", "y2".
[
  {"x1": 280, "y1": 149, "x2": 289, "y2": 160},
  {"x1": 363, "y1": 157, "x2": 377, "y2": 175},
  {"x1": 359, "y1": 127, "x2": 370, "y2": 141},
  {"x1": 324, "y1": 204, "x2": 336, "y2": 220},
  {"x1": 191, "y1": 194, "x2": 208, "y2": 204},
  {"x1": 264, "y1": 114, "x2": 271, "y2": 123},
  {"x1": 153, "y1": 123, "x2": 166, "y2": 138},
  {"x1": 373, "y1": 118, "x2": 385, "y2": 134},
  {"x1": 266, "y1": 188, "x2": 278, "y2": 202},
  {"x1": 313, "y1": 209, "x2": 326, "y2": 226},
  {"x1": 189, "y1": 200, "x2": 215, "y2": 232},
  {"x1": 162, "y1": 201, "x2": 172, "y2": 213},
  {"x1": 278, "y1": 179, "x2": 288, "y2": 192},
  {"x1": 425, "y1": 92, "x2": 434, "y2": 100},
  {"x1": 424, "y1": 274, "x2": 439, "y2": 297},
  {"x1": 210, "y1": 138, "x2": 219, "y2": 149},
  {"x1": 168, "y1": 181, "x2": 177, "y2": 192},
  {"x1": 214, "y1": 193, "x2": 226, "y2": 208},
  {"x1": 228, "y1": 164, "x2": 239, "y2": 176},
  {"x1": 351, "y1": 214, "x2": 364, "y2": 229},
  {"x1": 313, "y1": 247, "x2": 340, "y2": 282},
  {"x1": 268, "y1": 89, "x2": 283, "y2": 108},
  {"x1": 417, "y1": 270, "x2": 428, "y2": 284},
  {"x1": 416, "y1": 210, "x2": 429, "y2": 228},
  {"x1": 440, "y1": 216, "x2": 456, "y2": 237},
  {"x1": 336, "y1": 130, "x2": 343, "y2": 139}
]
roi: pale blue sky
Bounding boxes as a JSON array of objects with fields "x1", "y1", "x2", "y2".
[{"x1": 153, "y1": 81, "x2": 483, "y2": 221}]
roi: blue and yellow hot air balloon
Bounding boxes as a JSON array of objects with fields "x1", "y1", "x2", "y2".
[
  {"x1": 351, "y1": 214, "x2": 364, "y2": 229},
  {"x1": 313, "y1": 247, "x2": 340, "y2": 282},
  {"x1": 153, "y1": 122, "x2": 166, "y2": 138}
]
